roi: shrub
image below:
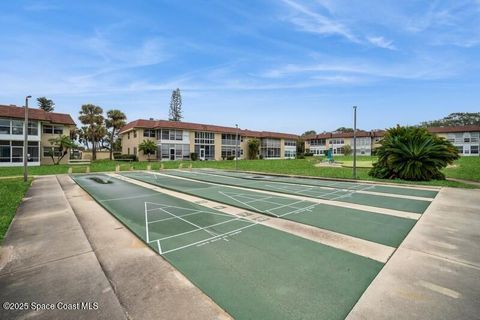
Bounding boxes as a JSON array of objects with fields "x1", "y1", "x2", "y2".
[
  {"x1": 343, "y1": 145, "x2": 352, "y2": 156},
  {"x1": 226, "y1": 155, "x2": 235, "y2": 160},
  {"x1": 114, "y1": 154, "x2": 138, "y2": 161},
  {"x1": 304, "y1": 152, "x2": 314, "y2": 157},
  {"x1": 247, "y1": 139, "x2": 260, "y2": 160},
  {"x1": 369, "y1": 126, "x2": 459, "y2": 181},
  {"x1": 190, "y1": 152, "x2": 199, "y2": 161},
  {"x1": 296, "y1": 153, "x2": 305, "y2": 159}
]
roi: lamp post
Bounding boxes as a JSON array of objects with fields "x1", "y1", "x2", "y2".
[
  {"x1": 235, "y1": 124, "x2": 239, "y2": 171},
  {"x1": 353, "y1": 106, "x2": 357, "y2": 179},
  {"x1": 24, "y1": 95, "x2": 32, "y2": 182}
]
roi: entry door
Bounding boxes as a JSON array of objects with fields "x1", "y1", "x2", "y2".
[
  {"x1": 200, "y1": 148, "x2": 205, "y2": 160},
  {"x1": 169, "y1": 148, "x2": 175, "y2": 160}
]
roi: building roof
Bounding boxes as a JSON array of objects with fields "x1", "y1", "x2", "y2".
[
  {"x1": 305, "y1": 130, "x2": 373, "y2": 140},
  {"x1": 119, "y1": 119, "x2": 298, "y2": 139},
  {"x1": 426, "y1": 125, "x2": 480, "y2": 133},
  {"x1": 0, "y1": 104, "x2": 76, "y2": 125},
  {"x1": 304, "y1": 125, "x2": 480, "y2": 141}
]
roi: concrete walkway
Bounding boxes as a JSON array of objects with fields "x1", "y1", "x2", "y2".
[
  {"x1": 347, "y1": 187, "x2": 480, "y2": 320},
  {"x1": 0, "y1": 176, "x2": 126, "y2": 320}
]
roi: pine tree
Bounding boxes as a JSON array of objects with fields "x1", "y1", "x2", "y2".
[
  {"x1": 169, "y1": 88, "x2": 183, "y2": 121},
  {"x1": 37, "y1": 97, "x2": 55, "y2": 112}
]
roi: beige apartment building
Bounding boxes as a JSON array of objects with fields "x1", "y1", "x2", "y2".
[
  {"x1": 304, "y1": 126, "x2": 480, "y2": 156},
  {"x1": 0, "y1": 104, "x2": 76, "y2": 166},
  {"x1": 119, "y1": 119, "x2": 298, "y2": 161}
]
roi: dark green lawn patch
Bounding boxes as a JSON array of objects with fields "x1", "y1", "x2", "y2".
[{"x1": 0, "y1": 177, "x2": 32, "y2": 242}]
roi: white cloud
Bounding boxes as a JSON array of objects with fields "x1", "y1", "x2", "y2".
[
  {"x1": 280, "y1": 0, "x2": 359, "y2": 42},
  {"x1": 367, "y1": 36, "x2": 397, "y2": 50}
]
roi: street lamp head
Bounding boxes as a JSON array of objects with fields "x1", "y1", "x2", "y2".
[{"x1": 26, "y1": 95, "x2": 32, "y2": 99}]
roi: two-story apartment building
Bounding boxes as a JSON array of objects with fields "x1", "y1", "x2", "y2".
[
  {"x1": 304, "y1": 126, "x2": 480, "y2": 156},
  {"x1": 0, "y1": 104, "x2": 76, "y2": 166},
  {"x1": 119, "y1": 119, "x2": 298, "y2": 161}
]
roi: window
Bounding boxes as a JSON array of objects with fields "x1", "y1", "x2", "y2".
[
  {"x1": 310, "y1": 139, "x2": 326, "y2": 146},
  {"x1": 471, "y1": 133, "x2": 479, "y2": 143},
  {"x1": 133, "y1": 147, "x2": 137, "y2": 155},
  {"x1": 12, "y1": 141, "x2": 23, "y2": 162},
  {"x1": 456, "y1": 146, "x2": 463, "y2": 154},
  {"x1": 195, "y1": 132, "x2": 215, "y2": 144},
  {"x1": 0, "y1": 119, "x2": 10, "y2": 134},
  {"x1": 284, "y1": 150, "x2": 296, "y2": 158},
  {"x1": 27, "y1": 142, "x2": 39, "y2": 162},
  {"x1": 0, "y1": 140, "x2": 10, "y2": 162},
  {"x1": 221, "y1": 146, "x2": 242, "y2": 159},
  {"x1": 329, "y1": 139, "x2": 344, "y2": 145},
  {"x1": 127, "y1": 132, "x2": 130, "y2": 139},
  {"x1": 464, "y1": 133, "x2": 471, "y2": 143},
  {"x1": 12, "y1": 120, "x2": 23, "y2": 135},
  {"x1": 133, "y1": 130, "x2": 137, "y2": 138},
  {"x1": 284, "y1": 140, "x2": 296, "y2": 146},
  {"x1": 160, "y1": 143, "x2": 190, "y2": 160},
  {"x1": 28, "y1": 121, "x2": 38, "y2": 135},
  {"x1": 471, "y1": 145, "x2": 479, "y2": 154},
  {"x1": 221, "y1": 134, "x2": 241, "y2": 146},
  {"x1": 143, "y1": 129, "x2": 156, "y2": 137},
  {"x1": 261, "y1": 138, "x2": 281, "y2": 158},
  {"x1": 43, "y1": 146, "x2": 62, "y2": 157},
  {"x1": 43, "y1": 125, "x2": 63, "y2": 134},
  {"x1": 161, "y1": 129, "x2": 183, "y2": 141},
  {"x1": 127, "y1": 147, "x2": 130, "y2": 155}
]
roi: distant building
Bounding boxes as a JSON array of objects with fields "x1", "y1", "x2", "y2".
[
  {"x1": 118, "y1": 119, "x2": 298, "y2": 161},
  {"x1": 304, "y1": 126, "x2": 480, "y2": 157},
  {"x1": 0, "y1": 104, "x2": 76, "y2": 166}
]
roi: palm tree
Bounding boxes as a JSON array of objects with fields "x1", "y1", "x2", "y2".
[
  {"x1": 105, "y1": 109, "x2": 127, "y2": 160},
  {"x1": 79, "y1": 104, "x2": 104, "y2": 160},
  {"x1": 138, "y1": 139, "x2": 157, "y2": 161},
  {"x1": 369, "y1": 126, "x2": 459, "y2": 181}
]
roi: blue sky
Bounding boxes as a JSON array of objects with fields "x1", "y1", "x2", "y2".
[{"x1": 0, "y1": 0, "x2": 479, "y2": 134}]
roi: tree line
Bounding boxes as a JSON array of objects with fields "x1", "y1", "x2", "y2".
[{"x1": 36, "y1": 88, "x2": 184, "y2": 162}]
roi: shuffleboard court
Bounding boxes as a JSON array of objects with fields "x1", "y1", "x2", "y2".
[
  {"x1": 121, "y1": 171, "x2": 417, "y2": 247},
  {"x1": 198, "y1": 169, "x2": 439, "y2": 199},
  {"x1": 72, "y1": 174, "x2": 383, "y2": 320},
  {"x1": 162, "y1": 169, "x2": 433, "y2": 213}
]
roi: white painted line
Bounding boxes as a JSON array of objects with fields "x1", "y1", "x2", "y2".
[
  {"x1": 417, "y1": 280, "x2": 461, "y2": 299},
  {"x1": 156, "y1": 206, "x2": 219, "y2": 238},
  {"x1": 189, "y1": 170, "x2": 434, "y2": 201},
  {"x1": 142, "y1": 172, "x2": 421, "y2": 220},
  {"x1": 145, "y1": 202, "x2": 150, "y2": 243},
  {"x1": 219, "y1": 191, "x2": 277, "y2": 215},
  {"x1": 100, "y1": 193, "x2": 156, "y2": 202},
  {"x1": 150, "y1": 215, "x2": 248, "y2": 242},
  {"x1": 161, "y1": 223, "x2": 258, "y2": 255},
  {"x1": 113, "y1": 173, "x2": 394, "y2": 262},
  {"x1": 157, "y1": 239, "x2": 162, "y2": 254}
]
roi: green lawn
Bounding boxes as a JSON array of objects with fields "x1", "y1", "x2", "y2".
[
  {"x1": 0, "y1": 177, "x2": 32, "y2": 242},
  {"x1": 0, "y1": 155, "x2": 478, "y2": 188},
  {"x1": 443, "y1": 156, "x2": 480, "y2": 182}
]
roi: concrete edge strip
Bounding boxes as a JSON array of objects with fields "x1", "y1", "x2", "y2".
[
  {"x1": 109, "y1": 173, "x2": 395, "y2": 263},
  {"x1": 54, "y1": 175, "x2": 130, "y2": 318},
  {"x1": 149, "y1": 171, "x2": 421, "y2": 220},
  {"x1": 180, "y1": 170, "x2": 434, "y2": 201}
]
